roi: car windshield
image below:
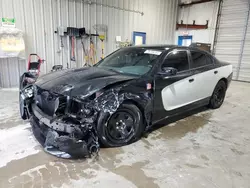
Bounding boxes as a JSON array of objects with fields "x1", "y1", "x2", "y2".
[{"x1": 96, "y1": 48, "x2": 163, "y2": 76}]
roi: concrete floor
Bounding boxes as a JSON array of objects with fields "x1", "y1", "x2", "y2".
[{"x1": 0, "y1": 81, "x2": 250, "y2": 188}]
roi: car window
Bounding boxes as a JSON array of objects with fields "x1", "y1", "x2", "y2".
[
  {"x1": 162, "y1": 50, "x2": 189, "y2": 72},
  {"x1": 206, "y1": 55, "x2": 214, "y2": 65},
  {"x1": 190, "y1": 51, "x2": 209, "y2": 69}
]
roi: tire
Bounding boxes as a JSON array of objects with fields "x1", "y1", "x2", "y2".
[
  {"x1": 19, "y1": 91, "x2": 29, "y2": 120},
  {"x1": 97, "y1": 103, "x2": 144, "y2": 147},
  {"x1": 209, "y1": 80, "x2": 227, "y2": 109}
]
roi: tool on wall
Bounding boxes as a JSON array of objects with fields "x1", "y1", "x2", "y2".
[
  {"x1": 57, "y1": 27, "x2": 65, "y2": 48},
  {"x1": 79, "y1": 27, "x2": 89, "y2": 66},
  {"x1": 54, "y1": 26, "x2": 101, "y2": 67},
  {"x1": 93, "y1": 24, "x2": 107, "y2": 60},
  {"x1": 81, "y1": 36, "x2": 89, "y2": 66},
  {"x1": 89, "y1": 35, "x2": 97, "y2": 66},
  {"x1": 79, "y1": 27, "x2": 99, "y2": 66},
  {"x1": 67, "y1": 27, "x2": 80, "y2": 61},
  {"x1": 55, "y1": 26, "x2": 67, "y2": 53}
]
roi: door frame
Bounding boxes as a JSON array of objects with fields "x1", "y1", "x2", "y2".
[
  {"x1": 133, "y1": 31, "x2": 146, "y2": 45},
  {"x1": 178, "y1": 35, "x2": 193, "y2": 46}
]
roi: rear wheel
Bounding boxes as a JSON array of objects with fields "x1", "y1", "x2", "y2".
[
  {"x1": 97, "y1": 104, "x2": 144, "y2": 147},
  {"x1": 209, "y1": 80, "x2": 227, "y2": 109}
]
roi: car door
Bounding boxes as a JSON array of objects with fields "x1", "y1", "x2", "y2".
[
  {"x1": 189, "y1": 50, "x2": 217, "y2": 100},
  {"x1": 152, "y1": 49, "x2": 197, "y2": 122}
]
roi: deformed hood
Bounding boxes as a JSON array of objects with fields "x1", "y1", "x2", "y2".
[{"x1": 35, "y1": 67, "x2": 137, "y2": 98}]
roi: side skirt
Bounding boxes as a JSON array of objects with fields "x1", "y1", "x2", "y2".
[{"x1": 152, "y1": 97, "x2": 210, "y2": 125}]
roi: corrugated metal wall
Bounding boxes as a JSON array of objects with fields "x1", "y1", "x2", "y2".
[
  {"x1": 0, "y1": 0, "x2": 178, "y2": 88},
  {"x1": 214, "y1": 0, "x2": 250, "y2": 81}
]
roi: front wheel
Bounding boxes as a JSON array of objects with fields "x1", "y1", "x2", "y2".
[
  {"x1": 97, "y1": 104, "x2": 144, "y2": 147},
  {"x1": 209, "y1": 80, "x2": 227, "y2": 109}
]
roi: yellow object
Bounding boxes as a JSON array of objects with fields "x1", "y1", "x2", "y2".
[
  {"x1": 84, "y1": 55, "x2": 89, "y2": 62},
  {"x1": 89, "y1": 41, "x2": 96, "y2": 65},
  {"x1": 99, "y1": 35, "x2": 105, "y2": 41}
]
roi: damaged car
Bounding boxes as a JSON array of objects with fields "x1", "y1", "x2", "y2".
[{"x1": 19, "y1": 45, "x2": 233, "y2": 158}]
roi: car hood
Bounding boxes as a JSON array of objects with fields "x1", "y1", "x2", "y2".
[{"x1": 35, "y1": 67, "x2": 137, "y2": 98}]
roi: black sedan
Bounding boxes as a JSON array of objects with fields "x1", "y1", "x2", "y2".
[{"x1": 19, "y1": 45, "x2": 233, "y2": 158}]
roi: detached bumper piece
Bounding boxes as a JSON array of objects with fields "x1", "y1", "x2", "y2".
[{"x1": 31, "y1": 104, "x2": 99, "y2": 159}]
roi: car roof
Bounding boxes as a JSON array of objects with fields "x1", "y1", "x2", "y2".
[
  {"x1": 127, "y1": 44, "x2": 177, "y2": 51},
  {"x1": 126, "y1": 44, "x2": 210, "y2": 54}
]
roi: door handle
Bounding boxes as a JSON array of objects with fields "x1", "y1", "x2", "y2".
[
  {"x1": 189, "y1": 78, "x2": 194, "y2": 83},
  {"x1": 214, "y1": 70, "x2": 218, "y2": 74}
]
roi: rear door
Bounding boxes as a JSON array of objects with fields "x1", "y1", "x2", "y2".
[
  {"x1": 189, "y1": 50, "x2": 218, "y2": 99},
  {"x1": 153, "y1": 49, "x2": 196, "y2": 122}
]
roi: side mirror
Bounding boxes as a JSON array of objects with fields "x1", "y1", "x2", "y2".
[{"x1": 159, "y1": 67, "x2": 178, "y2": 76}]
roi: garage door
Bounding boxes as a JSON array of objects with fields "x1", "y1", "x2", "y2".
[
  {"x1": 240, "y1": 9, "x2": 250, "y2": 81},
  {"x1": 214, "y1": 0, "x2": 250, "y2": 81}
]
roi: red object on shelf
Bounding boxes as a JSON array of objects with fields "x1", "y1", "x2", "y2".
[
  {"x1": 176, "y1": 20, "x2": 209, "y2": 30},
  {"x1": 179, "y1": 0, "x2": 216, "y2": 7}
]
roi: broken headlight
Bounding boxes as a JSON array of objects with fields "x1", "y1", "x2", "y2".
[
  {"x1": 21, "y1": 85, "x2": 34, "y2": 99},
  {"x1": 70, "y1": 91, "x2": 103, "y2": 119},
  {"x1": 70, "y1": 100, "x2": 94, "y2": 119}
]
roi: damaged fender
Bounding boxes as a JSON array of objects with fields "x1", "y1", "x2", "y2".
[{"x1": 19, "y1": 68, "x2": 154, "y2": 158}]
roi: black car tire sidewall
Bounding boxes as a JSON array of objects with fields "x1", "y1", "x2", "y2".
[
  {"x1": 97, "y1": 104, "x2": 144, "y2": 147},
  {"x1": 209, "y1": 80, "x2": 227, "y2": 109},
  {"x1": 19, "y1": 91, "x2": 28, "y2": 120}
]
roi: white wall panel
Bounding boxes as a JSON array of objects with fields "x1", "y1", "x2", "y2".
[{"x1": 0, "y1": 0, "x2": 178, "y2": 88}]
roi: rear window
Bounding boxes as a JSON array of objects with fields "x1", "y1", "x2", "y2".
[
  {"x1": 190, "y1": 51, "x2": 212, "y2": 69},
  {"x1": 206, "y1": 55, "x2": 214, "y2": 65}
]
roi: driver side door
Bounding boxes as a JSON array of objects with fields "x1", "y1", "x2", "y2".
[{"x1": 152, "y1": 49, "x2": 197, "y2": 123}]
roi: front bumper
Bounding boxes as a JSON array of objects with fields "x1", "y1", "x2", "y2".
[
  {"x1": 32, "y1": 103, "x2": 82, "y2": 134},
  {"x1": 30, "y1": 103, "x2": 98, "y2": 158}
]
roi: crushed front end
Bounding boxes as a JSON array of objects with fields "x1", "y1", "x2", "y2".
[
  {"x1": 20, "y1": 81, "x2": 100, "y2": 158},
  {"x1": 19, "y1": 70, "x2": 153, "y2": 159}
]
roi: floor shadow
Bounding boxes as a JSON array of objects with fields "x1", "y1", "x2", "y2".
[{"x1": 147, "y1": 106, "x2": 210, "y2": 135}]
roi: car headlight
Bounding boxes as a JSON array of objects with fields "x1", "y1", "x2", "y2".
[
  {"x1": 24, "y1": 86, "x2": 34, "y2": 98},
  {"x1": 54, "y1": 97, "x2": 60, "y2": 113}
]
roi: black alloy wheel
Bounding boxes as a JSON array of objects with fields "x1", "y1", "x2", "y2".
[
  {"x1": 107, "y1": 110, "x2": 135, "y2": 142},
  {"x1": 97, "y1": 104, "x2": 144, "y2": 147}
]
